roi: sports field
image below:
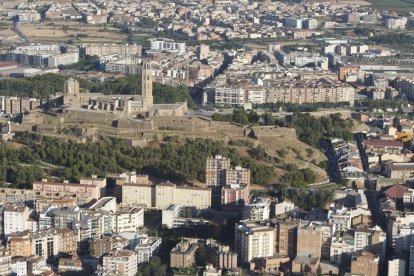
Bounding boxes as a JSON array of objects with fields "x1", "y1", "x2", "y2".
[{"x1": 369, "y1": 0, "x2": 414, "y2": 10}]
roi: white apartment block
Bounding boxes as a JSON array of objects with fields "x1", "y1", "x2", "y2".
[
  {"x1": 386, "y1": 17, "x2": 407, "y2": 29},
  {"x1": 150, "y1": 38, "x2": 186, "y2": 53},
  {"x1": 235, "y1": 221, "x2": 275, "y2": 264},
  {"x1": 3, "y1": 205, "x2": 30, "y2": 237},
  {"x1": 113, "y1": 208, "x2": 144, "y2": 233},
  {"x1": 134, "y1": 235, "x2": 162, "y2": 264},
  {"x1": 102, "y1": 250, "x2": 137, "y2": 276},
  {"x1": 330, "y1": 236, "x2": 354, "y2": 264},
  {"x1": 214, "y1": 87, "x2": 246, "y2": 106},
  {"x1": 243, "y1": 197, "x2": 271, "y2": 221},
  {"x1": 80, "y1": 43, "x2": 142, "y2": 57},
  {"x1": 388, "y1": 259, "x2": 406, "y2": 276},
  {"x1": 247, "y1": 88, "x2": 266, "y2": 104},
  {"x1": 275, "y1": 200, "x2": 295, "y2": 216}
]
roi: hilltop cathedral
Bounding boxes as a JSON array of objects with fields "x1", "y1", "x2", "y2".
[{"x1": 61, "y1": 60, "x2": 188, "y2": 118}]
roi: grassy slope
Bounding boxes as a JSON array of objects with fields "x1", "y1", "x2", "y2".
[{"x1": 369, "y1": 0, "x2": 414, "y2": 10}]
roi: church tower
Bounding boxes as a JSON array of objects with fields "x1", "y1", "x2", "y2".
[{"x1": 141, "y1": 60, "x2": 153, "y2": 108}]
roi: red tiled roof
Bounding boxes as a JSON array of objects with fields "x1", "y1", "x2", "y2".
[
  {"x1": 384, "y1": 184, "x2": 406, "y2": 199},
  {"x1": 364, "y1": 139, "x2": 403, "y2": 148},
  {"x1": 0, "y1": 62, "x2": 17, "y2": 68}
]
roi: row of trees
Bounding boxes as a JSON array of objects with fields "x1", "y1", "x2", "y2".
[
  {"x1": 0, "y1": 74, "x2": 195, "y2": 108},
  {"x1": 285, "y1": 112, "x2": 354, "y2": 149},
  {"x1": 282, "y1": 188, "x2": 334, "y2": 211},
  {"x1": 254, "y1": 101, "x2": 351, "y2": 112},
  {"x1": 355, "y1": 99, "x2": 402, "y2": 112},
  {"x1": 212, "y1": 110, "x2": 354, "y2": 149},
  {"x1": 0, "y1": 144, "x2": 44, "y2": 188},
  {"x1": 13, "y1": 133, "x2": 275, "y2": 185},
  {"x1": 282, "y1": 164, "x2": 317, "y2": 188},
  {"x1": 370, "y1": 32, "x2": 414, "y2": 45}
]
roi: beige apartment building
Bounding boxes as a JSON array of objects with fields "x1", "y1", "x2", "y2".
[
  {"x1": 351, "y1": 251, "x2": 379, "y2": 276},
  {"x1": 122, "y1": 182, "x2": 211, "y2": 209},
  {"x1": 122, "y1": 183, "x2": 153, "y2": 207},
  {"x1": 102, "y1": 249, "x2": 137, "y2": 276},
  {"x1": 235, "y1": 221, "x2": 275, "y2": 264},
  {"x1": 175, "y1": 186, "x2": 211, "y2": 209},
  {"x1": 297, "y1": 222, "x2": 323, "y2": 258},
  {"x1": 80, "y1": 43, "x2": 142, "y2": 57},
  {"x1": 155, "y1": 183, "x2": 176, "y2": 209},
  {"x1": 275, "y1": 219, "x2": 300, "y2": 258},
  {"x1": 170, "y1": 240, "x2": 198, "y2": 268},
  {"x1": 7, "y1": 228, "x2": 77, "y2": 260},
  {"x1": 266, "y1": 78, "x2": 355, "y2": 105}
]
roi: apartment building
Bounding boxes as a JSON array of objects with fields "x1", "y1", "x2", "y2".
[
  {"x1": 225, "y1": 166, "x2": 251, "y2": 186},
  {"x1": 221, "y1": 183, "x2": 250, "y2": 207},
  {"x1": 89, "y1": 235, "x2": 129, "y2": 258},
  {"x1": 122, "y1": 183, "x2": 153, "y2": 207},
  {"x1": 214, "y1": 87, "x2": 247, "y2": 106},
  {"x1": 150, "y1": 38, "x2": 186, "y2": 53},
  {"x1": 384, "y1": 162, "x2": 414, "y2": 179},
  {"x1": 388, "y1": 259, "x2": 406, "y2": 276},
  {"x1": 395, "y1": 77, "x2": 414, "y2": 100},
  {"x1": 134, "y1": 235, "x2": 162, "y2": 264},
  {"x1": 386, "y1": 17, "x2": 407, "y2": 29},
  {"x1": 3, "y1": 204, "x2": 30, "y2": 237},
  {"x1": 243, "y1": 197, "x2": 271, "y2": 221},
  {"x1": 0, "y1": 251, "x2": 11, "y2": 276},
  {"x1": 329, "y1": 233, "x2": 354, "y2": 264},
  {"x1": 235, "y1": 221, "x2": 275, "y2": 264},
  {"x1": 297, "y1": 222, "x2": 323, "y2": 258},
  {"x1": 354, "y1": 227, "x2": 386, "y2": 254},
  {"x1": 266, "y1": 78, "x2": 355, "y2": 105},
  {"x1": 80, "y1": 43, "x2": 142, "y2": 57},
  {"x1": 206, "y1": 155, "x2": 231, "y2": 187},
  {"x1": 275, "y1": 219, "x2": 299, "y2": 258},
  {"x1": 79, "y1": 175, "x2": 107, "y2": 197},
  {"x1": 170, "y1": 240, "x2": 198, "y2": 268},
  {"x1": 122, "y1": 182, "x2": 211, "y2": 209},
  {"x1": 102, "y1": 249, "x2": 137, "y2": 276},
  {"x1": 174, "y1": 186, "x2": 211, "y2": 209},
  {"x1": 32, "y1": 179, "x2": 103, "y2": 202},
  {"x1": 7, "y1": 44, "x2": 79, "y2": 68},
  {"x1": 7, "y1": 228, "x2": 77, "y2": 260},
  {"x1": 350, "y1": 251, "x2": 379, "y2": 276},
  {"x1": 113, "y1": 207, "x2": 144, "y2": 233},
  {"x1": 338, "y1": 66, "x2": 358, "y2": 81},
  {"x1": 203, "y1": 239, "x2": 238, "y2": 270}
]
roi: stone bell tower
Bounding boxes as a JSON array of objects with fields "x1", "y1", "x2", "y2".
[{"x1": 141, "y1": 60, "x2": 153, "y2": 108}]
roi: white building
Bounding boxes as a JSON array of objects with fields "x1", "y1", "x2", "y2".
[
  {"x1": 275, "y1": 200, "x2": 295, "y2": 216},
  {"x1": 3, "y1": 204, "x2": 30, "y2": 237},
  {"x1": 102, "y1": 249, "x2": 138, "y2": 276},
  {"x1": 330, "y1": 235, "x2": 354, "y2": 264},
  {"x1": 214, "y1": 87, "x2": 246, "y2": 106},
  {"x1": 113, "y1": 207, "x2": 144, "y2": 233},
  {"x1": 386, "y1": 17, "x2": 407, "y2": 29},
  {"x1": 150, "y1": 38, "x2": 186, "y2": 53},
  {"x1": 10, "y1": 258, "x2": 27, "y2": 276},
  {"x1": 134, "y1": 235, "x2": 162, "y2": 264},
  {"x1": 247, "y1": 88, "x2": 266, "y2": 104},
  {"x1": 243, "y1": 197, "x2": 271, "y2": 221},
  {"x1": 162, "y1": 204, "x2": 181, "y2": 229},
  {"x1": 388, "y1": 259, "x2": 406, "y2": 276},
  {"x1": 235, "y1": 221, "x2": 275, "y2": 264}
]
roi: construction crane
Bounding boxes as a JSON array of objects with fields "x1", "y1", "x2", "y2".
[{"x1": 395, "y1": 131, "x2": 414, "y2": 143}]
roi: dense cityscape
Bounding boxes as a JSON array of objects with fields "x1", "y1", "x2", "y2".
[{"x1": 0, "y1": 0, "x2": 413, "y2": 275}]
